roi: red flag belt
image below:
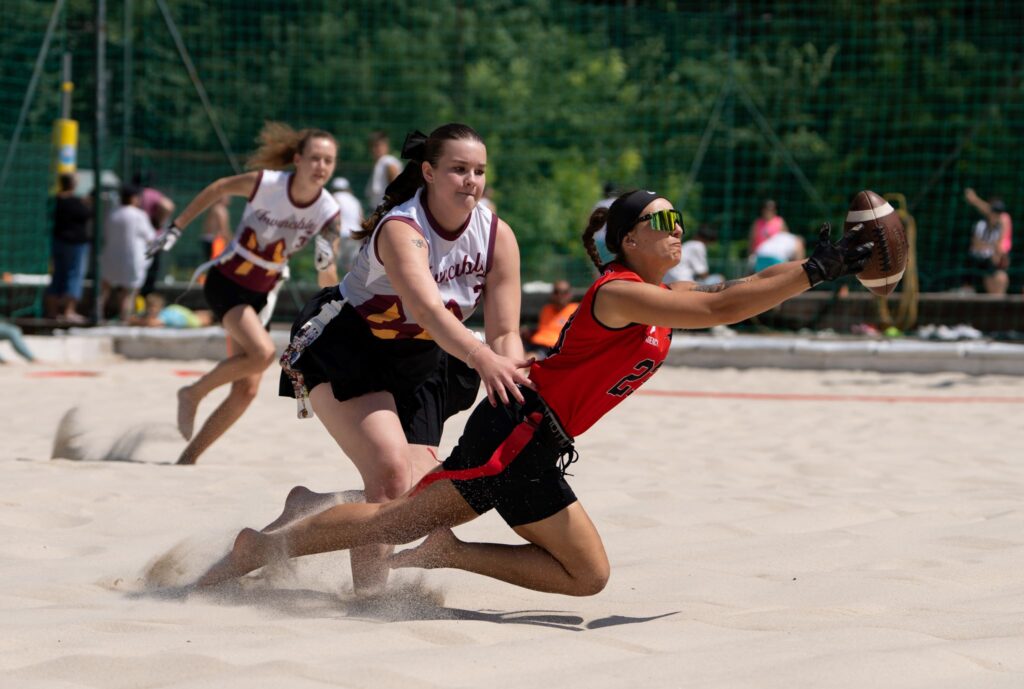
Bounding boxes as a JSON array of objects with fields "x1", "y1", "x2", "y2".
[{"x1": 411, "y1": 411, "x2": 543, "y2": 496}]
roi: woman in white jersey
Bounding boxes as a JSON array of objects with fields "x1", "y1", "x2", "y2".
[
  {"x1": 147, "y1": 122, "x2": 341, "y2": 465},
  {"x1": 276, "y1": 123, "x2": 532, "y2": 595}
]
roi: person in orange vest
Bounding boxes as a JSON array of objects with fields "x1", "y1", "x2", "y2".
[{"x1": 522, "y1": 280, "x2": 578, "y2": 358}]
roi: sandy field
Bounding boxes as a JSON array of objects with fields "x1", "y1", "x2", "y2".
[{"x1": 1, "y1": 356, "x2": 1023, "y2": 688}]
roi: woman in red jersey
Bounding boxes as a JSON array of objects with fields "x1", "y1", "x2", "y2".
[{"x1": 196, "y1": 189, "x2": 872, "y2": 593}]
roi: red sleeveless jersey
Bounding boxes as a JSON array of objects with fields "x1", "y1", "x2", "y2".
[{"x1": 530, "y1": 264, "x2": 672, "y2": 437}]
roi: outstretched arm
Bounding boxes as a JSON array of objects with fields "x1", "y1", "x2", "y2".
[
  {"x1": 965, "y1": 187, "x2": 989, "y2": 213},
  {"x1": 602, "y1": 224, "x2": 871, "y2": 329},
  {"x1": 173, "y1": 172, "x2": 259, "y2": 230},
  {"x1": 147, "y1": 172, "x2": 258, "y2": 259}
]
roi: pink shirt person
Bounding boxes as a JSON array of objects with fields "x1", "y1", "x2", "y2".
[{"x1": 749, "y1": 199, "x2": 788, "y2": 254}]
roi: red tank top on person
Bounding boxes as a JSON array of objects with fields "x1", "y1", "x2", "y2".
[{"x1": 530, "y1": 264, "x2": 672, "y2": 437}]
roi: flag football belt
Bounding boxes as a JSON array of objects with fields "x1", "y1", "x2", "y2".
[
  {"x1": 279, "y1": 294, "x2": 349, "y2": 419},
  {"x1": 411, "y1": 398, "x2": 576, "y2": 496}
]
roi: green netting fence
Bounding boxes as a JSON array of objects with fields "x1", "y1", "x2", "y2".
[{"x1": 3, "y1": 1, "x2": 1023, "y2": 331}]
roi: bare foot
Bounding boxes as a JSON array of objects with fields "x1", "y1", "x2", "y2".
[
  {"x1": 260, "y1": 486, "x2": 364, "y2": 533},
  {"x1": 389, "y1": 529, "x2": 460, "y2": 570},
  {"x1": 195, "y1": 528, "x2": 278, "y2": 586},
  {"x1": 177, "y1": 387, "x2": 200, "y2": 441}
]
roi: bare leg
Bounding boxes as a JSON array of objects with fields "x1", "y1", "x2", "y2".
[
  {"x1": 985, "y1": 270, "x2": 1009, "y2": 295},
  {"x1": 308, "y1": 385, "x2": 436, "y2": 595},
  {"x1": 196, "y1": 480, "x2": 477, "y2": 586},
  {"x1": 390, "y1": 501, "x2": 611, "y2": 596},
  {"x1": 119, "y1": 288, "x2": 138, "y2": 322},
  {"x1": 177, "y1": 305, "x2": 275, "y2": 440},
  {"x1": 176, "y1": 371, "x2": 260, "y2": 465},
  {"x1": 259, "y1": 486, "x2": 365, "y2": 533}
]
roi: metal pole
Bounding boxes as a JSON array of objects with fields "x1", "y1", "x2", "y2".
[
  {"x1": 122, "y1": 0, "x2": 132, "y2": 182},
  {"x1": 723, "y1": 4, "x2": 736, "y2": 244},
  {"x1": 91, "y1": 0, "x2": 107, "y2": 324},
  {"x1": 0, "y1": 0, "x2": 67, "y2": 192},
  {"x1": 61, "y1": 52, "x2": 72, "y2": 119}
]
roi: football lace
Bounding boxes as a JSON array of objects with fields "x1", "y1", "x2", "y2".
[{"x1": 873, "y1": 222, "x2": 892, "y2": 271}]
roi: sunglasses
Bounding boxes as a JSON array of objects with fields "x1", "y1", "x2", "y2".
[{"x1": 636, "y1": 209, "x2": 685, "y2": 234}]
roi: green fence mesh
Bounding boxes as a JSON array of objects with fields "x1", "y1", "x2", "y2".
[{"x1": 3, "y1": 1, "x2": 1023, "y2": 331}]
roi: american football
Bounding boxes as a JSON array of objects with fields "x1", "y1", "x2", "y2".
[{"x1": 845, "y1": 189, "x2": 908, "y2": 296}]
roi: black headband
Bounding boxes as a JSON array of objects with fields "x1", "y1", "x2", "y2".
[
  {"x1": 605, "y1": 189, "x2": 661, "y2": 254},
  {"x1": 401, "y1": 130, "x2": 428, "y2": 162}
]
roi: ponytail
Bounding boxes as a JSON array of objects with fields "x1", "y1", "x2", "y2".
[
  {"x1": 582, "y1": 206, "x2": 611, "y2": 270},
  {"x1": 246, "y1": 121, "x2": 337, "y2": 171},
  {"x1": 357, "y1": 159, "x2": 425, "y2": 240},
  {"x1": 354, "y1": 122, "x2": 484, "y2": 241}
]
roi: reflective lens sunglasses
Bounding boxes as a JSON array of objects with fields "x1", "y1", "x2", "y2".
[{"x1": 636, "y1": 208, "x2": 685, "y2": 234}]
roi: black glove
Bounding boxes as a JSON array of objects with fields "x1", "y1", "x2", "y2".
[{"x1": 802, "y1": 222, "x2": 874, "y2": 287}]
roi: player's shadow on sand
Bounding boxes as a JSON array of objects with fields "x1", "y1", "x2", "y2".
[{"x1": 136, "y1": 583, "x2": 677, "y2": 632}]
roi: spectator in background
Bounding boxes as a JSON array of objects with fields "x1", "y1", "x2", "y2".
[
  {"x1": 100, "y1": 185, "x2": 156, "y2": 321},
  {"x1": 591, "y1": 181, "x2": 619, "y2": 267},
  {"x1": 330, "y1": 177, "x2": 364, "y2": 274},
  {"x1": 201, "y1": 196, "x2": 231, "y2": 260},
  {"x1": 753, "y1": 222, "x2": 805, "y2": 273},
  {"x1": 365, "y1": 130, "x2": 402, "y2": 212},
  {"x1": 748, "y1": 199, "x2": 788, "y2": 264},
  {"x1": 45, "y1": 172, "x2": 92, "y2": 322},
  {"x1": 964, "y1": 188, "x2": 1011, "y2": 295},
  {"x1": 133, "y1": 172, "x2": 176, "y2": 296},
  {"x1": 522, "y1": 279, "x2": 578, "y2": 358},
  {"x1": 0, "y1": 318, "x2": 35, "y2": 364},
  {"x1": 128, "y1": 293, "x2": 213, "y2": 329},
  {"x1": 663, "y1": 223, "x2": 722, "y2": 286}
]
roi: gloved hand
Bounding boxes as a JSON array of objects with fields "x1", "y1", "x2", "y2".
[
  {"x1": 314, "y1": 235, "x2": 334, "y2": 272},
  {"x1": 802, "y1": 222, "x2": 874, "y2": 287},
  {"x1": 145, "y1": 224, "x2": 182, "y2": 259}
]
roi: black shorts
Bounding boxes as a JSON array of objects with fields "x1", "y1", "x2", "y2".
[
  {"x1": 445, "y1": 388, "x2": 578, "y2": 528},
  {"x1": 203, "y1": 268, "x2": 269, "y2": 322},
  {"x1": 279, "y1": 286, "x2": 481, "y2": 446}
]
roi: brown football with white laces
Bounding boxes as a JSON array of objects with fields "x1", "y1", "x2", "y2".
[{"x1": 845, "y1": 190, "x2": 908, "y2": 296}]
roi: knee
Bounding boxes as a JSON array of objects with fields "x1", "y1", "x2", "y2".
[
  {"x1": 230, "y1": 376, "x2": 261, "y2": 401},
  {"x1": 249, "y1": 343, "x2": 277, "y2": 370},
  {"x1": 571, "y1": 562, "x2": 610, "y2": 597},
  {"x1": 362, "y1": 457, "x2": 413, "y2": 502}
]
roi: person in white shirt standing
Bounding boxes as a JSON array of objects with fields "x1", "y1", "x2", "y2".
[
  {"x1": 330, "y1": 177, "x2": 364, "y2": 274},
  {"x1": 365, "y1": 130, "x2": 401, "y2": 212},
  {"x1": 100, "y1": 184, "x2": 155, "y2": 321}
]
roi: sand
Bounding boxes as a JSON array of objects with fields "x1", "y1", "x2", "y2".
[{"x1": 2, "y1": 357, "x2": 1023, "y2": 688}]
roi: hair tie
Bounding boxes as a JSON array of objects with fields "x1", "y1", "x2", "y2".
[{"x1": 401, "y1": 130, "x2": 428, "y2": 162}]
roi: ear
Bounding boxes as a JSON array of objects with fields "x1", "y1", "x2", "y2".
[
  {"x1": 421, "y1": 160, "x2": 433, "y2": 184},
  {"x1": 293, "y1": 150, "x2": 302, "y2": 167}
]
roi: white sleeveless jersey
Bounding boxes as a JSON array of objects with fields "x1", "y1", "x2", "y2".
[
  {"x1": 340, "y1": 188, "x2": 498, "y2": 340},
  {"x1": 216, "y1": 169, "x2": 340, "y2": 292}
]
